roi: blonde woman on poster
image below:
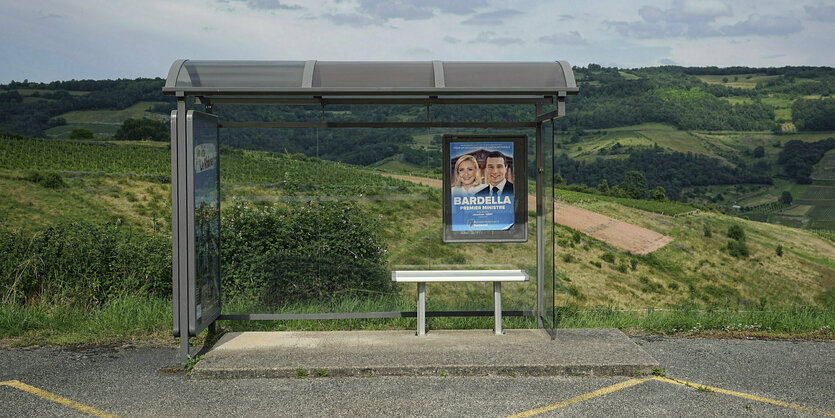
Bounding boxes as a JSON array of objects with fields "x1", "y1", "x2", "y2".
[{"x1": 451, "y1": 154, "x2": 487, "y2": 196}]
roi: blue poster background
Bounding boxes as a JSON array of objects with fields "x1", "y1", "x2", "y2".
[{"x1": 450, "y1": 141, "x2": 514, "y2": 231}]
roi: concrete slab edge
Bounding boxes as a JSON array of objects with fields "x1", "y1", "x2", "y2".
[{"x1": 191, "y1": 363, "x2": 659, "y2": 380}]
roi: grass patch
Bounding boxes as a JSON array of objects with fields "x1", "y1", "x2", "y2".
[
  {"x1": 3, "y1": 294, "x2": 832, "y2": 347},
  {"x1": 554, "y1": 305, "x2": 834, "y2": 338},
  {"x1": 555, "y1": 188, "x2": 697, "y2": 216},
  {"x1": 0, "y1": 295, "x2": 171, "y2": 347}
]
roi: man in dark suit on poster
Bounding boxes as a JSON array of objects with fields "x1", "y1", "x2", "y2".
[{"x1": 476, "y1": 151, "x2": 513, "y2": 199}]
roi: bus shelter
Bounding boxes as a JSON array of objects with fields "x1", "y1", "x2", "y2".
[{"x1": 163, "y1": 60, "x2": 578, "y2": 361}]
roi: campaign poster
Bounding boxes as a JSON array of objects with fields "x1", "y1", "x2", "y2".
[
  {"x1": 443, "y1": 135, "x2": 527, "y2": 243},
  {"x1": 450, "y1": 142, "x2": 515, "y2": 231}
]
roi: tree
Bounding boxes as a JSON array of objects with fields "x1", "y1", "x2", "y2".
[
  {"x1": 775, "y1": 245, "x2": 783, "y2": 257},
  {"x1": 69, "y1": 128, "x2": 94, "y2": 139},
  {"x1": 650, "y1": 186, "x2": 668, "y2": 202},
  {"x1": 597, "y1": 179, "x2": 610, "y2": 193},
  {"x1": 753, "y1": 146, "x2": 765, "y2": 158},
  {"x1": 621, "y1": 170, "x2": 648, "y2": 199},
  {"x1": 780, "y1": 191, "x2": 793, "y2": 204},
  {"x1": 114, "y1": 118, "x2": 168, "y2": 141}
]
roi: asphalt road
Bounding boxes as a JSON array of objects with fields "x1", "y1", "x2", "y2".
[{"x1": 1, "y1": 336, "x2": 833, "y2": 417}]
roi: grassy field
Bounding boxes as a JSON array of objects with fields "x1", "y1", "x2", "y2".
[
  {"x1": 695, "y1": 74, "x2": 779, "y2": 89},
  {"x1": 56, "y1": 101, "x2": 168, "y2": 124},
  {"x1": 43, "y1": 101, "x2": 170, "y2": 139},
  {"x1": 45, "y1": 124, "x2": 121, "y2": 139},
  {"x1": 799, "y1": 185, "x2": 835, "y2": 230},
  {"x1": 555, "y1": 188, "x2": 698, "y2": 216},
  {"x1": 812, "y1": 149, "x2": 835, "y2": 181},
  {"x1": 563, "y1": 124, "x2": 721, "y2": 161},
  {"x1": 618, "y1": 71, "x2": 640, "y2": 80},
  {"x1": 1, "y1": 134, "x2": 833, "y2": 346},
  {"x1": 721, "y1": 94, "x2": 795, "y2": 122}
]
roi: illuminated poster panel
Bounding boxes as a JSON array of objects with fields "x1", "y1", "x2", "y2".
[
  {"x1": 187, "y1": 111, "x2": 221, "y2": 336},
  {"x1": 443, "y1": 134, "x2": 527, "y2": 243}
]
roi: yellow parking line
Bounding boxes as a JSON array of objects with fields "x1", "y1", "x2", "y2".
[
  {"x1": 0, "y1": 380, "x2": 116, "y2": 417},
  {"x1": 507, "y1": 378, "x2": 648, "y2": 417},
  {"x1": 653, "y1": 376, "x2": 835, "y2": 417}
]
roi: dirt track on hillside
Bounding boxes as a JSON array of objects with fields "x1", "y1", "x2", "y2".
[{"x1": 385, "y1": 174, "x2": 673, "y2": 254}]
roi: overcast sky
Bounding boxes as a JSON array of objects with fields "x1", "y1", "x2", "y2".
[{"x1": 2, "y1": 0, "x2": 833, "y2": 82}]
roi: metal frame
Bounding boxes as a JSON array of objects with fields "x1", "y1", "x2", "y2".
[{"x1": 166, "y1": 59, "x2": 576, "y2": 361}]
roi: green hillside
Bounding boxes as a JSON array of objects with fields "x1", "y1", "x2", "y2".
[{"x1": 1, "y1": 135, "x2": 832, "y2": 313}]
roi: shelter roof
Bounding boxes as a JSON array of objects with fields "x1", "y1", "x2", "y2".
[{"x1": 163, "y1": 60, "x2": 577, "y2": 105}]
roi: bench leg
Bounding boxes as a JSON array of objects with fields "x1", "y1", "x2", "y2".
[
  {"x1": 494, "y1": 281, "x2": 503, "y2": 335},
  {"x1": 417, "y1": 282, "x2": 426, "y2": 336}
]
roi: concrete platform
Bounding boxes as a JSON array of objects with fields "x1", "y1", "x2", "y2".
[{"x1": 191, "y1": 329, "x2": 659, "y2": 379}]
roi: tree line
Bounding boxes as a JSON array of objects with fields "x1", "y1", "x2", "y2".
[
  {"x1": 0, "y1": 78, "x2": 170, "y2": 137},
  {"x1": 554, "y1": 147, "x2": 773, "y2": 199},
  {"x1": 777, "y1": 138, "x2": 835, "y2": 183}
]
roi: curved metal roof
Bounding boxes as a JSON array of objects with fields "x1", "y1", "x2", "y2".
[{"x1": 163, "y1": 60, "x2": 577, "y2": 102}]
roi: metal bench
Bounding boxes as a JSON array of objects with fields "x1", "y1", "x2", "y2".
[{"x1": 391, "y1": 270, "x2": 530, "y2": 336}]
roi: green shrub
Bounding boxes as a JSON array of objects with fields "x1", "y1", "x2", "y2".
[
  {"x1": 25, "y1": 171, "x2": 66, "y2": 189},
  {"x1": 0, "y1": 221, "x2": 171, "y2": 306},
  {"x1": 727, "y1": 224, "x2": 746, "y2": 241},
  {"x1": 69, "y1": 128, "x2": 94, "y2": 140},
  {"x1": 221, "y1": 201, "x2": 391, "y2": 304},
  {"x1": 601, "y1": 252, "x2": 616, "y2": 263},
  {"x1": 727, "y1": 240, "x2": 750, "y2": 258}
]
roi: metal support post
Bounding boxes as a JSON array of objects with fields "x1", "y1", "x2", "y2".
[
  {"x1": 175, "y1": 97, "x2": 190, "y2": 363},
  {"x1": 494, "y1": 282, "x2": 503, "y2": 335},
  {"x1": 535, "y1": 104, "x2": 545, "y2": 329},
  {"x1": 417, "y1": 282, "x2": 426, "y2": 336}
]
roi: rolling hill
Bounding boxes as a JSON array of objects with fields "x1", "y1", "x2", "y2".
[{"x1": 1, "y1": 134, "x2": 832, "y2": 312}]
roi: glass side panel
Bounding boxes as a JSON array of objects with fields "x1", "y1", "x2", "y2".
[
  {"x1": 188, "y1": 111, "x2": 221, "y2": 335},
  {"x1": 176, "y1": 60, "x2": 305, "y2": 88}
]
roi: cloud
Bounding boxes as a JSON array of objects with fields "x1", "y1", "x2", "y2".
[
  {"x1": 469, "y1": 31, "x2": 524, "y2": 46},
  {"x1": 609, "y1": 1, "x2": 804, "y2": 39},
  {"x1": 429, "y1": 0, "x2": 490, "y2": 15},
  {"x1": 335, "y1": 0, "x2": 489, "y2": 23},
  {"x1": 35, "y1": 11, "x2": 63, "y2": 19},
  {"x1": 559, "y1": 14, "x2": 574, "y2": 21},
  {"x1": 407, "y1": 47, "x2": 433, "y2": 57},
  {"x1": 322, "y1": 12, "x2": 379, "y2": 27},
  {"x1": 443, "y1": 36, "x2": 461, "y2": 44},
  {"x1": 222, "y1": 0, "x2": 302, "y2": 10},
  {"x1": 356, "y1": 0, "x2": 434, "y2": 20},
  {"x1": 659, "y1": 58, "x2": 677, "y2": 65},
  {"x1": 721, "y1": 14, "x2": 803, "y2": 36},
  {"x1": 607, "y1": 0, "x2": 730, "y2": 39},
  {"x1": 805, "y1": 3, "x2": 835, "y2": 21},
  {"x1": 318, "y1": 0, "x2": 491, "y2": 26},
  {"x1": 461, "y1": 9, "x2": 522, "y2": 26},
  {"x1": 537, "y1": 31, "x2": 588, "y2": 46}
]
